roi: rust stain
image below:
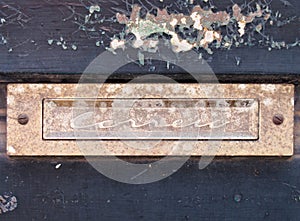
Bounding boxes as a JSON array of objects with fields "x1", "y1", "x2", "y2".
[
  {"x1": 43, "y1": 98, "x2": 258, "y2": 140},
  {"x1": 7, "y1": 83, "x2": 294, "y2": 156}
]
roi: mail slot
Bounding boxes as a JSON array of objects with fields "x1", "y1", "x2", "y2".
[
  {"x1": 43, "y1": 98, "x2": 259, "y2": 140},
  {"x1": 7, "y1": 84, "x2": 294, "y2": 156}
]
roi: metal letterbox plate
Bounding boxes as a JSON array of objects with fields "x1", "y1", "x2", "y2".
[{"x1": 7, "y1": 84, "x2": 294, "y2": 156}]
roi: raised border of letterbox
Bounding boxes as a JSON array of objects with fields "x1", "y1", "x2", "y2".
[{"x1": 7, "y1": 84, "x2": 294, "y2": 156}]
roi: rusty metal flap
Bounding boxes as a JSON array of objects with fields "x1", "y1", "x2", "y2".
[{"x1": 7, "y1": 84, "x2": 294, "y2": 156}]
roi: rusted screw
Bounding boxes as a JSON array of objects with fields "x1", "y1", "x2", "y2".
[
  {"x1": 273, "y1": 114, "x2": 284, "y2": 125},
  {"x1": 18, "y1": 114, "x2": 29, "y2": 125}
]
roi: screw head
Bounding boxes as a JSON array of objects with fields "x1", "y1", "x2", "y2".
[
  {"x1": 18, "y1": 114, "x2": 29, "y2": 125},
  {"x1": 273, "y1": 114, "x2": 284, "y2": 125}
]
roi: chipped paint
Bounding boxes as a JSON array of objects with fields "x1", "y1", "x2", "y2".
[
  {"x1": 113, "y1": 4, "x2": 230, "y2": 54},
  {"x1": 110, "y1": 38, "x2": 126, "y2": 50},
  {"x1": 109, "y1": 2, "x2": 296, "y2": 55},
  {"x1": 232, "y1": 4, "x2": 266, "y2": 37},
  {"x1": 0, "y1": 193, "x2": 17, "y2": 215},
  {"x1": 0, "y1": 1, "x2": 298, "y2": 57}
]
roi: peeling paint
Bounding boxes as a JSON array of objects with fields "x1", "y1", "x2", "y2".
[
  {"x1": 232, "y1": 4, "x2": 266, "y2": 37},
  {"x1": 108, "y1": 2, "x2": 297, "y2": 55},
  {"x1": 113, "y1": 4, "x2": 230, "y2": 54},
  {"x1": 0, "y1": 193, "x2": 17, "y2": 215},
  {"x1": 0, "y1": 1, "x2": 299, "y2": 59}
]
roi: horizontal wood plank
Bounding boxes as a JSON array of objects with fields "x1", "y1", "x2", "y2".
[{"x1": 0, "y1": 0, "x2": 298, "y2": 83}]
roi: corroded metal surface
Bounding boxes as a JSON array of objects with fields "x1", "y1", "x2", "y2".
[
  {"x1": 7, "y1": 84, "x2": 294, "y2": 156},
  {"x1": 43, "y1": 98, "x2": 258, "y2": 140}
]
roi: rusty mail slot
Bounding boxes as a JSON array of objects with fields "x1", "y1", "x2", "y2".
[
  {"x1": 7, "y1": 84, "x2": 294, "y2": 156},
  {"x1": 43, "y1": 98, "x2": 259, "y2": 140}
]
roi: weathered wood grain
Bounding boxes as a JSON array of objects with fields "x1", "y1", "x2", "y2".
[{"x1": 0, "y1": 0, "x2": 299, "y2": 83}]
